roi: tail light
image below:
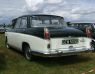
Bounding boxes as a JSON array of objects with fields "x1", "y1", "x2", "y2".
[
  {"x1": 44, "y1": 28, "x2": 50, "y2": 40},
  {"x1": 86, "y1": 27, "x2": 92, "y2": 38}
]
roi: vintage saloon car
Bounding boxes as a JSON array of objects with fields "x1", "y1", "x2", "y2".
[{"x1": 5, "y1": 15, "x2": 92, "y2": 60}]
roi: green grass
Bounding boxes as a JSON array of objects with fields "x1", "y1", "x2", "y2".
[{"x1": 0, "y1": 34, "x2": 95, "y2": 74}]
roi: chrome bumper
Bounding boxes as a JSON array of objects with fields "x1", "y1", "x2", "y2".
[{"x1": 31, "y1": 48, "x2": 92, "y2": 57}]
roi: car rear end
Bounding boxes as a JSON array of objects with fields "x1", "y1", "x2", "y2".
[
  {"x1": 28, "y1": 15, "x2": 92, "y2": 57},
  {"x1": 47, "y1": 37, "x2": 91, "y2": 56},
  {"x1": 41, "y1": 27, "x2": 92, "y2": 57}
]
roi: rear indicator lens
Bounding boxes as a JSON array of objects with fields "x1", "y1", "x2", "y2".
[
  {"x1": 86, "y1": 27, "x2": 92, "y2": 38},
  {"x1": 44, "y1": 28, "x2": 50, "y2": 40}
]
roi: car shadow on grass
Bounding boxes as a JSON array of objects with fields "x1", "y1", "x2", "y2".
[
  {"x1": 0, "y1": 52, "x2": 6, "y2": 72},
  {"x1": 8, "y1": 48, "x2": 93, "y2": 67},
  {"x1": 31, "y1": 54, "x2": 93, "y2": 67}
]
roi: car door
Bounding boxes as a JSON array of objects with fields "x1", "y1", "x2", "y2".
[{"x1": 8, "y1": 17, "x2": 28, "y2": 50}]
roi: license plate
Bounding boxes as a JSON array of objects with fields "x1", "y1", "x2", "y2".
[{"x1": 62, "y1": 39, "x2": 78, "y2": 45}]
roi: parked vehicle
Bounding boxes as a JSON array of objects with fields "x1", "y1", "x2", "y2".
[
  {"x1": 5, "y1": 15, "x2": 92, "y2": 60},
  {"x1": 0, "y1": 28, "x2": 5, "y2": 33}
]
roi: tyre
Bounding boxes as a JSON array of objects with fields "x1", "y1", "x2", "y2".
[
  {"x1": 24, "y1": 45, "x2": 32, "y2": 61},
  {"x1": 91, "y1": 40, "x2": 95, "y2": 52}
]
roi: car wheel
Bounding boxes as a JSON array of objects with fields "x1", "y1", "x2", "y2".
[
  {"x1": 24, "y1": 46, "x2": 32, "y2": 61},
  {"x1": 5, "y1": 38, "x2": 10, "y2": 49},
  {"x1": 91, "y1": 41, "x2": 95, "y2": 52}
]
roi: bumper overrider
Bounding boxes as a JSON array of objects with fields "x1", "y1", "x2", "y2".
[{"x1": 30, "y1": 48, "x2": 92, "y2": 57}]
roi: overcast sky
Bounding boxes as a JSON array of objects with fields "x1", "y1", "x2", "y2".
[{"x1": 0, "y1": 0, "x2": 95, "y2": 24}]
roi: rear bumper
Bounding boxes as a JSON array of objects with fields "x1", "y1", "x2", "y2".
[{"x1": 31, "y1": 48, "x2": 92, "y2": 57}]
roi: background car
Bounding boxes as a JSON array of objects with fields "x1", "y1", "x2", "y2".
[{"x1": 0, "y1": 28, "x2": 6, "y2": 33}]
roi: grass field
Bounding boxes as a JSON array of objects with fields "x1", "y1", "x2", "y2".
[{"x1": 0, "y1": 34, "x2": 95, "y2": 74}]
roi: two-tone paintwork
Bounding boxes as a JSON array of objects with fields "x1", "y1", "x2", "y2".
[{"x1": 5, "y1": 15, "x2": 92, "y2": 57}]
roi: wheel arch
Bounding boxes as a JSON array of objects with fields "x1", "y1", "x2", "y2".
[{"x1": 22, "y1": 42, "x2": 30, "y2": 52}]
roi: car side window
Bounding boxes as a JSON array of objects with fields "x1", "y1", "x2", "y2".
[
  {"x1": 15, "y1": 18, "x2": 21, "y2": 28},
  {"x1": 20, "y1": 17, "x2": 27, "y2": 28}
]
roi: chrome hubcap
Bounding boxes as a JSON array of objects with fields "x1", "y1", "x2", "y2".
[{"x1": 25, "y1": 48, "x2": 31, "y2": 60}]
